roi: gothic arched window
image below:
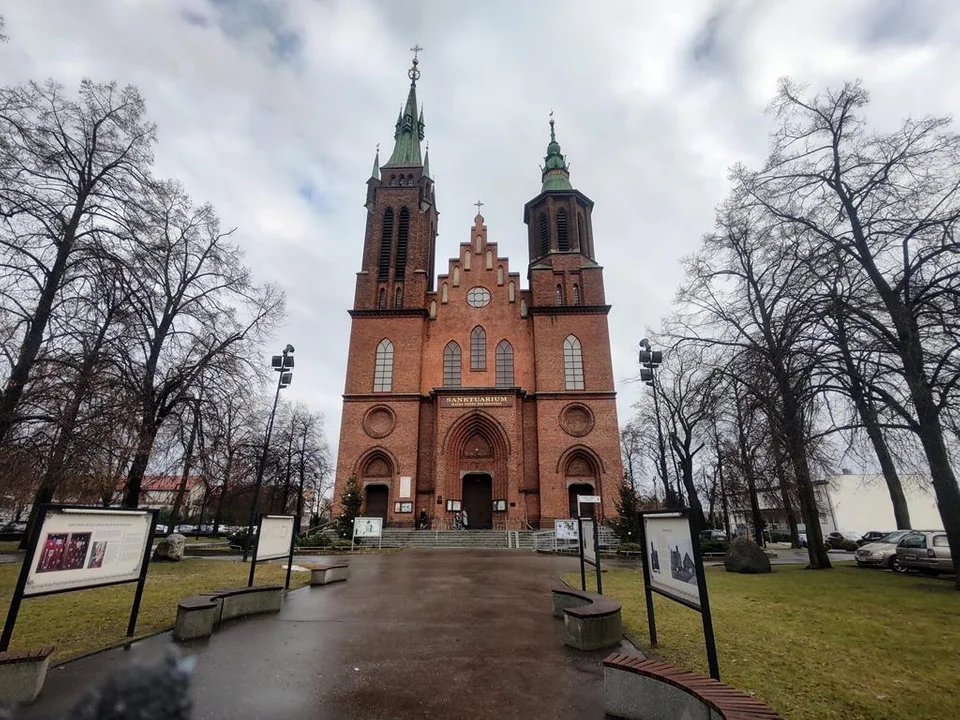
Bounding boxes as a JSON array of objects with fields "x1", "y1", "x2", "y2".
[
  {"x1": 486, "y1": 250, "x2": 493, "y2": 270},
  {"x1": 453, "y1": 266, "x2": 460, "y2": 287},
  {"x1": 563, "y1": 335, "x2": 584, "y2": 390},
  {"x1": 572, "y1": 283, "x2": 581, "y2": 306},
  {"x1": 538, "y1": 214, "x2": 549, "y2": 256},
  {"x1": 557, "y1": 208, "x2": 569, "y2": 251},
  {"x1": 378, "y1": 288, "x2": 386, "y2": 310},
  {"x1": 395, "y1": 207, "x2": 410, "y2": 279},
  {"x1": 471, "y1": 326, "x2": 486, "y2": 370},
  {"x1": 443, "y1": 341, "x2": 462, "y2": 387},
  {"x1": 377, "y1": 208, "x2": 394, "y2": 281},
  {"x1": 497, "y1": 266, "x2": 505, "y2": 286},
  {"x1": 556, "y1": 284, "x2": 564, "y2": 306},
  {"x1": 441, "y1": 282, "x2": 449, "y2": 303},
  {"x1": 373, "y1": 339, "x2": 394, "y2": 392},
  {"x1": 508, "y1": 281, "x2": 516, "y2": 302},
  {"x1": 496, "y1": 340, "x2": 514, "y2": 387},
  {"x1": 395, "y1": 286, "x2": 403, "y2": 309}
]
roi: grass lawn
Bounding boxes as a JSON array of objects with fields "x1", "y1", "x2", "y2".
[
  {"x1": 0, "y1": 558, "x2": 309, "y2": 662},
  {"x1": 566, "y1": 564, "x2": 960, "y2": 720}
]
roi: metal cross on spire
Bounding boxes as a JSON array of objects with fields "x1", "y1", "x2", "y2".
[
  {"x1": 474, "y1": 199, "x2": 484, "y2": 215},
  {"x1": 409, "y1": 44, "x2": 423, "y2": 83}
]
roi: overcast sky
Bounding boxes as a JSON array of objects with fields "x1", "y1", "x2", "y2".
[{"x1": 4, "y1": 0, "x2": 960, "y2": 467}]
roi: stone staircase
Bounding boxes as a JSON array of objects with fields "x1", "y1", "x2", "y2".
[{"x1": 371, "y1": 529, "x2": 536, "y2": 549}]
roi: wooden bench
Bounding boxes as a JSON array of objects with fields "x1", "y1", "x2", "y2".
[
  {"x1": 603, "y1": 654, "x2": 783, "y2": 720},
  {"x1": 301, "y1": 562, "x2": 349, "y2": 586},
  {"x1": 551, "y1": 587, "x2": 623, "y2": 651},
  {"x1": 0, "y1": 646, "x2": 55, "y2": 705},
  {"x1": 173, "y1": 585, "x2": 283, "y2": 642}
]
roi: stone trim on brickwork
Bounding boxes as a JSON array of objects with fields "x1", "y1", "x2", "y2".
[
  {"x1": 529, "y1": 304, "x2": 611, "y2": 316},
  {"x1": 348, "y1": 308, "x2": 429, "y2": 318}
]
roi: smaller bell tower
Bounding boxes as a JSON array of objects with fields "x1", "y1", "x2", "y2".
[{"x1": 523, "y1": 116, "x2": 602, "y2": 308}]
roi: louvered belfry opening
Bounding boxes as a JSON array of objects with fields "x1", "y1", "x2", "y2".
[
  {"x1": 538, "y1": 213, "x2": 549, "y2": 256},
  {"x1": 378, "y1": 207, "x2": 394, "y2": 281},
  {"x1": 557, "y1": 208, "x2": 569, "y2": 251},
  {"x1": 395, "y1": 207, "x2": 410, "y2": 279}
]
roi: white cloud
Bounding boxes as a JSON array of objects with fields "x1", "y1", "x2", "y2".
[{"x1": 4, "y1": 0, "x2": 960, "y2": 473}]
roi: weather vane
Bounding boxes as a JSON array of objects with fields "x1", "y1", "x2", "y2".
[{"x1": 409, "y1": 44, "x2": 423, "y2": 83}]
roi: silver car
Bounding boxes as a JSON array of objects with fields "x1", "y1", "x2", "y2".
[
  {"x1": 854, "y1": 530, "x2": 913, "y2": 572},
  {"x1": 896, "y1": 531, "x2": 953, "y2": 575}
]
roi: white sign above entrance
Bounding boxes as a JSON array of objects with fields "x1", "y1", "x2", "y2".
[{"x1": 578, "y1": 495, "x2": 601, "y2": 504}]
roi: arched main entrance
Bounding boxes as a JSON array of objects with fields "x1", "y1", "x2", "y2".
[
  {"x1": 568, "y1": 483, "x2": 596, "y2": 518},
  {"x1": 462, "y1": 473, "x2": 493, "y2": 529},
  {"x1": 443, "y1": 411, "x2": 510, "y2": 529}
]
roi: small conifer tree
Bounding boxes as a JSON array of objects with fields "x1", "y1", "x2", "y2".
[{"x1": 337, "y1": 474, "x2": 363, "y2": 539}]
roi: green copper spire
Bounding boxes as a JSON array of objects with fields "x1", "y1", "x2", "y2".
[
  {"x1": 370, "y1": 144, "x2": 380, "y2": 180},
  {"x1": 541, "y1": 114, "x2": 572, "y2": 192},
  {"x1": 423, "y1": 141, "x2": 431, "y2": 179},
  {"x1": 385, "y1": 48, "x2": 425, "y2": 168}
]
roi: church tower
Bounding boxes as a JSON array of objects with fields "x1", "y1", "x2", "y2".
[
  {"x1": 354, "y1": 50, "x2": 438, "y2": 313},
  {"x1": 524, "y1": 118, "x2": 621, "y2": 524}
]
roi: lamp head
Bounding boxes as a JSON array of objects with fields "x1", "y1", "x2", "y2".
[{"x1": 284, "y1": 344, "x2": 295, "y2": 354}]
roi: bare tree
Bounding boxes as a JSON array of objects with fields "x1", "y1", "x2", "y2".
[
  {"x1": 745, "y1": 80, "x2": 960, "y2": 584},
  {"x1": 115, "y1": 180, "x2": 284, "y2": 508},
  {"x1": 0, "y1": 80, "x2": 154, "y2": 445}
]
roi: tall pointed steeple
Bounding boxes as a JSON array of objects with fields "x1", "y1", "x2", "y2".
[
  {"x1": 541, "y1": 114, "x2": 573, "y2": 192},
  {"x1": 384, "y1": 47, "x2": 425, "y2": 168},
  {"x1": 423, "y1": 141, "x2": 431, "y2": 179}
]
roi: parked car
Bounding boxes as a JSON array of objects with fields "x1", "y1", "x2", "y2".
[
  {"x1": 896, "y1": 531, "x2": 953, "y2": 575},
  {"x1": 855, "y1": 530, "x2": 913, "y2": 572},
  {"x1": 700, "y1": 529, "x2": 728, "y2": 542},
  {"x1": 824, "y1": 530, "x2": 861, "y2": 550},
  {"x1": 857, "y1": 530, "x2": 893, "y2": 547}
]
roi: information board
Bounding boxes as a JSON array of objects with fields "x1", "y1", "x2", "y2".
[
  {"x1": 353, "y1": 517, "x2": 383, "y2": 538},
  {"x1": 643, "y1": 512, "x2": 700, "y2": 608},
  {"x1": 555, "y1": 519, "x2": 579, "y2": 540},
  {"x1": 255, "y1": 515, "x2": 295, "y2": 562},
  {"x1": 25, "y1": 507, "x2": 152, "y2": 597},
  {"x1": 581, "y1": 518, "x2": 597, "y2": 565}
]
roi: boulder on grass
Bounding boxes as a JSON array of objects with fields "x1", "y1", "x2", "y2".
[
  {"x1": 153, "y1": 533, "x2": 187, "y2": 562},
  {"x1": 723, "y1": 537, "x2": 771, "y2": 574}
]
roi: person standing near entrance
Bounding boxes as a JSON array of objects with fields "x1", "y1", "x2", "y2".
[
  {"x1": 461, "y1": 508, "x2": 469, "y2": 530},
  {"x1": 418, "y1": 508, "x2": 429, "y2": 530}
]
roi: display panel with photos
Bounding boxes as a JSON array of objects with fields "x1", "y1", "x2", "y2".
[
  {"x1": 25, "y1": 508, "x2": 153, "y2": 597},
  {"x1": 255, "y1": 515, "x2": 295, "y2": 562},
  {"x1": 643, "y1": 513, "x2": 701, "y2": 607},
  {"x1": 555, "y1": 519, "x2": 579, "y2": 540}
]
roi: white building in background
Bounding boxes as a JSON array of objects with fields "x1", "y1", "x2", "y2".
[
  {"x1": 725, "y1": 473, "x2": 943, "y2": 538},
  {"x1": 821, "y1": 473, "x2": 943, "y2": 535}
]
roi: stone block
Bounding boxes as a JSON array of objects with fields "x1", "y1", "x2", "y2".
[
  {"x1": 0, "y1": 647, "x2": 54, "y2": 705},
  {"x1": 723, "y1": 537, "x2": 772, "y2": 574}
]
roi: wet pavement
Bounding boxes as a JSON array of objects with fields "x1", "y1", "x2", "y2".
[{"x1": 24, "y1": 549, "x2": 632, "y2": 719}]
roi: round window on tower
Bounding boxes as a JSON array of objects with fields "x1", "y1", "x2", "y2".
[{"x1": 466, "y1": 287, "x2": 491, "y2": 308}]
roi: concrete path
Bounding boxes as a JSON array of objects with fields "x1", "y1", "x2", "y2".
[{"x1": 24, "y1": 549, "x2": 632, "y2": 719}]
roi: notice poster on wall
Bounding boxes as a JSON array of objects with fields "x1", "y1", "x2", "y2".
[
  {"x1": 256, "y1": 515, "x2": 295, "y2": 562},
  {"x1": 25, "y1": 508, "x2": 152, "y2": 597},
  {"x1": 581, "y1": 518, "x2": 597, "y2": 565},
  {"x1": 555, "y1": 519, "x2": 579, "y2": 541},
  {"x1": 644, "y1": 513, "x2": 700, "y2": 608},
  {"x1": 353, "y1": 517, "x2": 383, "y2": 538}
]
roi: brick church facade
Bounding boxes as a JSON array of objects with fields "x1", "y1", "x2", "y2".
[{"x1": 333, "y1": 57, "x2": 622, "y2": 529}]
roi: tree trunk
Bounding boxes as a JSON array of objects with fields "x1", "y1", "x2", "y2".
[
  {"x1": 122, "y1": 419, "x2": 162, "y2": 508},
  {"x1": 734, "y1": 397, "x2": 765, "y2": 545},
  {"x1": 776, "y1": 375, "x2": 831, "y2": 569},
  {"x1": 168, "y1": 404, "x2": 200, "y2": 533},
  {"x1": 770, "y1": 433, "x2": 801, "y2": 548},
  {"x1": 0, "y1": 219, "x2": 78, "y2": 445},
  {"x1": 213, "y1": 449, "x2": 234, "y2": 535},
  {"x1": 834, "y1": 311, "x2": 911, "y2": 528}
]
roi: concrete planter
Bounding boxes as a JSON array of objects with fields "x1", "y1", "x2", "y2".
[{"x1": 0, "y1": 646, "x2": 55, "y2": 705}]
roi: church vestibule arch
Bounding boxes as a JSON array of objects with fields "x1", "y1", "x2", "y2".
[
  {"x1": 443, "y1": 411, "x2": 511, "y2": 528},
  {"x1": 558, "y1": 446, "x2": 603, "y2": 518},
  {"x1": 357, "y1": 449, "x2": 396, "y2": 520}
]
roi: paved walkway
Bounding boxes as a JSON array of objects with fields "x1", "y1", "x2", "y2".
[{"x1": 24, "y1": 549, "x2": 632, "y2": 719}]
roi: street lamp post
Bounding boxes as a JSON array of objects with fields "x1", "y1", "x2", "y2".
[
  {"x1": 639, "y1": 339, "x2": 676, "y2": 508},
  {"x1": 242, "y1": 344, "x2": 295, "y2": 562}
]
